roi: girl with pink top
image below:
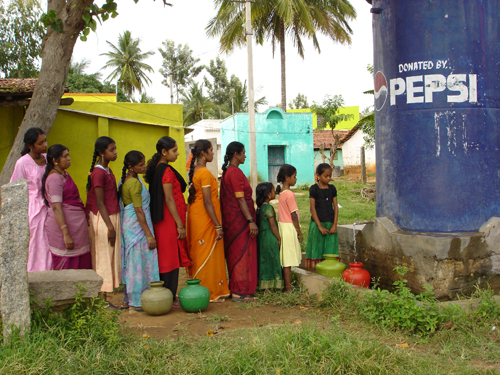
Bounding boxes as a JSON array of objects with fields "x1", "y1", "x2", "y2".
[
  {"x1": 10, "y1": 127, "x2": 51, "y2": 272},
  {"x1": 276, "y1": 164, "x2": 303, "y2": 292}
]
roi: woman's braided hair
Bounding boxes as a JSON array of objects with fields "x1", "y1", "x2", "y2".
[
  {"x1": 221, "y1": 141, "x2": 244, "y2": 174},
  {"x1": 118, "y1": 151, "x2": 145, "y2": 198},
  {"x1": 86, "y1": 136, "x2": 115, "y2": 192},
  {"x1": 145, "y1": 136, "x2": 177, "y2": 184},
  {"x1": 187, "y1": 139, "x2": 212, "y2": 205},
  {"x1": 275, "y1": 164, "x2": 296, "y2": 194}
]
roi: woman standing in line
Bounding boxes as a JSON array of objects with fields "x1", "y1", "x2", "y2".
[
  {"x1": 86, "y1": 136, "x2": 120, "y2": 305},
  {"x1": 145, "y1": 136, "x2": 191, "y2": 302},
  {"x1": 42, "y1": 144, "x2": 91, "y2": 270},
  {"x1": 119, "y1": 151, "x2": 159, "y2": 311},
  {"x1": 187, "y1": 140, "x2": 230, "y2": 302},
  {"x1": 220, "y1": 141, "x2": 258, "y2": 302},
  {"x1": 10, "y1": 127, "x2": 51, "y2": 271}
]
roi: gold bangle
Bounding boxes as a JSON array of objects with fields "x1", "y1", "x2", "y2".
[
  {"x1": 147, "y1": 237, "x2": 155, "y2": 240},
  {"x1": 215, "y1": 226, "x2": 222, "y2": 230},
  {"x1": 177, "y1": 226, "x2": 184, "y2": 230}
]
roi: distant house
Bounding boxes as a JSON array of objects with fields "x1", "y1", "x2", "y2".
[
  {"x1": 287, "y1": 106, "x2": 360, "y2": 130},
  {"x1": 339, "y1": 125, "x2": 376, "y2": 174},
  {"x1": 0, "y1": 79, "x2": 188, "y2": 198},
  {"x1": 184, "y1": 119, "x2": 222, "y2": 173},
  {"x1": 313, "y1": 129, "x2": 349, "y2": 171},
  {"x1": 220, "y1": 107, "x2": 315, "y2": 185}
]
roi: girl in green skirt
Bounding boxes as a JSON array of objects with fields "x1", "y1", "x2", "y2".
[
  {"x1": 256, "y1": 182, "x2": 284, "y2": 290},
  {"x1": 305, "y1": 163, "x2": 339, "y2": 269}
]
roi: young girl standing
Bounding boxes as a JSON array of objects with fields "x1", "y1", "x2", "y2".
[
  {"x1": 86, "y1": 137, "x2": 120, "y2": 304},
  {"x1": 119, "y1": 151, "x2": 159, "y2": 311},
  {"x1": 256, "y1": 182, "x2": 283, "y2": 290},
  {"x1": 276, "y1": 164, "x2": 303, "y2": 292},
  {"x1": 10, "y1": 127, "x2": 51, "y2": 271},
  {"x1": 305, "y1": 163, "x2": 339, "y2": 269}
]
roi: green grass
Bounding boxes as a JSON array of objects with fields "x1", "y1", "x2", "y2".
[{"x1": 2, "y1": 283, "x2": 499, "y2": 375}]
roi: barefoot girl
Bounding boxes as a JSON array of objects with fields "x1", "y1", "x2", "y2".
[
  {"x1": 10, "y1": 127, "x2": 51, "y2": 271},
  {"x1": 276, "y1": 164, "x2": 303, "y2": 292},
  {"x1": 86, "y1": 137, "x2": 120, "y2": 305},
  {"x1": 305, "y1": 163, "x2": 339, "y2": 269},
  {"x1": 256, "y1": 182, "x2": 283, "y2": 290},
  {"x1": 119, "y1": 151, "x2": 159, "y2": 311}
]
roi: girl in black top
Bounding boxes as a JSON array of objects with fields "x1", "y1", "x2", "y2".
[{"x1": 305, "y1": 163, "x2": 339, "y2": 269}]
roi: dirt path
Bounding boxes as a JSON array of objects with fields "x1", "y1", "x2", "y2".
[{"x1": 108, "y1": 292, "x2": 318, "y2": 340}]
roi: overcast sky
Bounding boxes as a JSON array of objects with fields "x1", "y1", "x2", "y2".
[{"x1": 71, "y1": 0, "x2": 374, "y2": 112}]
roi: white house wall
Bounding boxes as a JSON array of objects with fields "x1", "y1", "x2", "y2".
[
  {"x1": 342, "y1": 130, "x2": 376, "y2": 168},
  {"x1": 185, "y1": 120, "x2": 222, "y2": 172}
]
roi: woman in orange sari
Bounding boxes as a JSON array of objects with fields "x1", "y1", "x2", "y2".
[{"x1": 186, "y1": 140, "x2": 230, "y2": 302}]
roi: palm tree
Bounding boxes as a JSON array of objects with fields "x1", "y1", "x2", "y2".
[
  {"x1": 100, "y1": 30, "x2": 155, "y2": 96},
  {"x1": 207, "y1": 0, "x2": 356, "y2": 110},
  {"x1": 225, "y1": 76, "x2": 268, "y2": 114},
  {"x1": 181, "y1": 82, "x2": 216, "y2": 125}
]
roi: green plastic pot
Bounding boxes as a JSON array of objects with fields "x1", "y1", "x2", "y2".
[
  {"x1": 316, "y1": 254, "x2": 346, "y2": 278},
  {"x1": 178, "y1": 279, "x2": 210, "y2": 313}
]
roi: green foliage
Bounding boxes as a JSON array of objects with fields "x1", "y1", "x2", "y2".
[
  {"x1": 101, "y1": 30, "x2": 155, "y2": 96},
  {"x1": 224, "y1": 75, "x2": 268, "y2": 114},
  {"x1": 289, "y1": 93, "x2": 309, "y2": 109},
  {"x1": 311, "y1": 94, "x2": 354, "y2": 131},
  {"x1": 30, "y1": 284, "x2": 121, "y2": 346},
  {"x1": 204, "y1": 57, "x2": 231, "y2": 119},
  {"x1": 207, "y1": 0, "x2": 357, "y2": 108},
  {"x1": 0, "y1": 0, "x2": 44, "y2": 78},
  {"x1": 358, "y1": 64, "x2": 375, "y2": 149},
  {"x1": 158, "y1": 39, "x2": 203, "y2": 103},
  {"x1": 470, "y1": 286, "x2": 500, "y2": 321},
  {"x1": 181, "y1": 82, "x2": 215, "y2": 125},
  {"x1": 359, "y1": 267, "x2": 448, "y2": 335}
]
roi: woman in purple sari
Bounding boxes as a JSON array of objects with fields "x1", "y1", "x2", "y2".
[{"x1": 42, "y1": 144, "x2": 91, "y2": 270}]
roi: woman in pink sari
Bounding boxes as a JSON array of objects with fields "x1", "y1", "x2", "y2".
[
  {"x1": 42, "y1": 144, "x2": 91, "y2": 270},
  {"x1": 10, "y1": 127, "x2": 51, "y2": 272}
]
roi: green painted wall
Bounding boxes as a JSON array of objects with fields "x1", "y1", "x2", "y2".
[
  {"x1": 287, "y1": 106, "x2": 359, "y2": 130},
  {"x1": 0, "y1": 102, "x2": 186, "y2": 202}
]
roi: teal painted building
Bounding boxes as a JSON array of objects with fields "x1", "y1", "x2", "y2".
[{"x1": 220, "y1": 107, "x2": 315, "y2": 185}]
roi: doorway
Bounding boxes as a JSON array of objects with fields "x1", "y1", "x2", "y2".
[{"x1": 268, "y1": 146, "x2": 285, "y2": 183}]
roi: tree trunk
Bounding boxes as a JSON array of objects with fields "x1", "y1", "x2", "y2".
[
  {"x1": 279, "y1": 19, "x2": 286, "y2": 111},
  {"x1": 0, "y1": 0, "x2": 93, "y2": 186}
]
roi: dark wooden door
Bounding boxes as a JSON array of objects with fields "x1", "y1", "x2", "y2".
[{"x1": 268, "y1": 146, "x2": 285, "y2": 183}]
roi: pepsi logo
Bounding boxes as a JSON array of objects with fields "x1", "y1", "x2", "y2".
[{"x1": 374, "y1": 71, "x2": 388, "y2": 111}]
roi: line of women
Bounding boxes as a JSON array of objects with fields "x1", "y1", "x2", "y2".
[{"x1": 11, "y1": 128, "x2": 245, "y2": 308}]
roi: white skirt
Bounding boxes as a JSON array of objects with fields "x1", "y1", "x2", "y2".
[{"x1": 278, "y1": 222, "x2": 302, "y2": 267}]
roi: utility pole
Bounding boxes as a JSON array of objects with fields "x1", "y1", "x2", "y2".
[
  {"x1": 169, "y1": 73, "x2": 174, "y2": 104},
  {"x1": 246, "y1": 0, "x2": 257, "y2": 198}
]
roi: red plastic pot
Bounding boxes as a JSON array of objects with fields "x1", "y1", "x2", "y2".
[{"x1": 342, "y1": 262, "x2": 370, "y2": 288}]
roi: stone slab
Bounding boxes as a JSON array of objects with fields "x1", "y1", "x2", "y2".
[
  {"x1": 28, "y1": 270, "x2": 103, "y2": 306},
  {"x1": 0, "y1": 179, "x2": 31, "y2": 341}
]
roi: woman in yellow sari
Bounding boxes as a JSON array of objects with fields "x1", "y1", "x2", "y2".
[{"x1": 186, "y1": 140, "x2": 230, "y2": 302}]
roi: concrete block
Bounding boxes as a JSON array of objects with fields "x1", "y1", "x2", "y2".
[
  {"x1": 28, "y1": 270, "x2": 103, "y2": 306},
  {"x1": 0, "y1": 179, "x2": 31, "y2": 341},
  {"x1": 338, "y1": 217, "x2": 500, "y2": 300}
]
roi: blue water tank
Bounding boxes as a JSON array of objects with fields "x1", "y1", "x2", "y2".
[{"x1": 373, "y1": 0, "x2": 500, "y2": 232}]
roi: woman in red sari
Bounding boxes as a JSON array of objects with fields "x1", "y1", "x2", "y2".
[
  {"x1": 145, "y1": 136, "x2": 191, "y2": 302},
  {"x1": 220, "y1": 142, "x2": 258, "y2": 301}
]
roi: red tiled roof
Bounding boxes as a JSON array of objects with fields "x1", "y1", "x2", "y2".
[
  {"x1": 0, "y1": 78, "x2": 69, "y2": 97},
  {"x1": 313, "y1": 130, "x2": 350, "y2": 149}
]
